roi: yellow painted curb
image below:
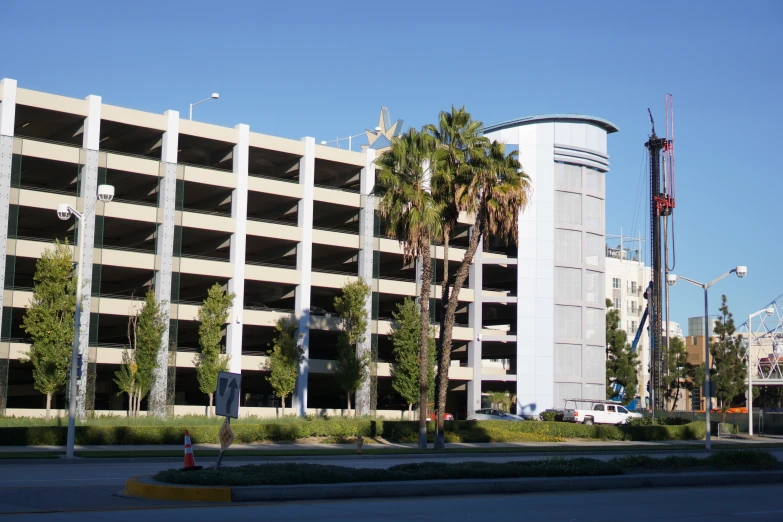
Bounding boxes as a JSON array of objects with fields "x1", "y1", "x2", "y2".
[{"x1": 125, "y1": 476, "x2": 232, "y2": 502}]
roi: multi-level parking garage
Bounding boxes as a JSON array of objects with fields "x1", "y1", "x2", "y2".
[{"x1": 0, "y1": 79, "x2": 617, "y2": 418}]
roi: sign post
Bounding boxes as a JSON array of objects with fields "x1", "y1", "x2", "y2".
[{"x1": 214, "y1": 371, "x2": 241, "y2": 469}]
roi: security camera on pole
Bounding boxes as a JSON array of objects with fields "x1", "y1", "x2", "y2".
[{"x1": 214, "y1": 370, "x2": 241, "y2": 469}]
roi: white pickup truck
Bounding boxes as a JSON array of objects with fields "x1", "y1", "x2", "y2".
[{"x1": 562, "y1": 401, "x2": 642, "y2": 425}]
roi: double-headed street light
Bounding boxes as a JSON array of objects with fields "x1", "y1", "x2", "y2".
[
  {"x1": 747, "y1": 306, "x2": 775, "y2": 436},
  {"x1": 57, "y1": 184, "x2": 114, "y2": 459},
  {"x1": 189, "y1": 93, "x2": 219, "y2": 121},
  {"x1": 668, "y1": 265, "x2": 747, "y2": 450}
]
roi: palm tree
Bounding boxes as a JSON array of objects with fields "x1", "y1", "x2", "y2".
[
  {"x1": 433, "y1": 139, "x2": 532, "y2": 449},
  {"x1": 425, "y1": 107, "x2": 487, "y2": 444},
  {"x1": 375, "y1": 127, "x2": 442, "y2": 449}
]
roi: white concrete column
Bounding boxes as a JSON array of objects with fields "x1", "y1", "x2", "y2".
[
  {"x1": 151, "y1": 110, "x2": 179, "y2": 417},
  {"x1": 356, "y1": 148, "x2": 376, "y2": 416},
  {"x1": 0, "y1": 79, "x2": 17, "y2": 340},
  {"x1": 75, "y1": 94, "x2": 102, "y2": 418},
  {"x1": 226, "y1": 124, "x2": 249, "y2": 375},
  {"x1": 467, "y1": 234, "x2": 483, "y2": 416},
  {"x1": 293, "y1": 137, "x2": 315, "y2": 416}
]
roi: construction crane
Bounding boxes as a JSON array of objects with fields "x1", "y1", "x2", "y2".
[{"x1": 644, "y1": 95, "x2": 677, "y2": 413}]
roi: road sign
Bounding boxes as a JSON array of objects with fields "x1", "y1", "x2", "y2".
[
  {"x1": 219, "y1": 418, "x2": 234, "y2": 451},
  {"x1": 215, "y1": 371, "x2": 241, "y2": 418}
]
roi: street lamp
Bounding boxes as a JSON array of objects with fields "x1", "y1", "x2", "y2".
[
  {"x1": 57, "y1": 184, "x2": 114, "y2": 458},
  {"x1": 668, "y1": 266, "x2": 746, "y2": 450},
  {"x1": 320, "y1": 127, "x2": 382, "y2": 152},
  {"x1": 747, "y1": 306, "x2": 775, "y2": 436},
  {"x1": 189, "y1": 93, "x2": 219, "y2": 121}
]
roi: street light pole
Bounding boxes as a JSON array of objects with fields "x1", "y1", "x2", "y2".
[
  {"x1": 189, "y1": 93, "x2": 220, "y2": 121},
  {"x1": 57, "y1": 185, "x2": 115, "y2": 459},
  {"x1": 667, "y1": 266, "x2": 747, "y2": 450}
]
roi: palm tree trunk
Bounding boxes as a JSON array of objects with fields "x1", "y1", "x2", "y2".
[
  {"x1": 418, "y1": 243, "x2": 433, "y2": 450},
  {"x1": 46, "y1": 393, "x2": 52, "y2": 421},
  {"x1": 435, "y1": 215, "x2": 484, "y2": 449},
  {"x1": 434, "y1": 230, "x2": 451, "y2": 446}
]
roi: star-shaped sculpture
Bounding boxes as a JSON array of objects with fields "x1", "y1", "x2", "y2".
[{"x1": 364, "y1": 107, "x2": 403, "y2": 149}]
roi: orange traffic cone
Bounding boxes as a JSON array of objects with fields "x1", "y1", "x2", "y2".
[{"x1": 181, "y1": 430, "x2": 202, "y2": 471}]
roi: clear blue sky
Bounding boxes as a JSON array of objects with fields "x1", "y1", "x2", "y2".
[{"x1": 2, "y1": 0, "x2": 781, "y2": 331}]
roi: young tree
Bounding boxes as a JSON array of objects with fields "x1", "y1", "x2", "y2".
[
  {"x1": 663, "y1": 336, "x2": 688, "y2": 413},
  {"x1": 21, "y1": 240, "x2": 76, "y2": 420},
  {"x1": 113, "y1": 349, "x2": 138, "y2": 417},
  {"x1": 195, "y1": 283, "x2": 235, "y2": 416},
  {"x1": 711, "y1": 295, "x2": 746, "y2": 414},
  {"x1": 375, "y1": 128, "x2": 442, "y2": 448},
  {"x1": 605, "y1": 299, "x2": 639, "y2": 405},
  {"x1": 264, "y1": 318, "x2": 304, "y2": 416},
  {"x1": 389, "y1": 298, "x2": 435, "y2": 419},
  {"x1": 429, "y1": 110, "x2": 533, "y2": 448},
  {"x1": 132, "y1": 290, "x2": 167, "y2": 415},
  {"x1": 332, "y1": 279, "x2": 371, "y2": 414}
]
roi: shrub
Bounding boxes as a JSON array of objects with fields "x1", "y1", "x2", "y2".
[
  {"x1": 539, "y1": 411, "x2": 564, "y2": 422},
  {"x1": 626, "y1": 416, "x2": 692, "y2": 427}
]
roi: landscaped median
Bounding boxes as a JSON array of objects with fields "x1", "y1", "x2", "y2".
[
  {"x1": 123, "y1": 450, "x2": 782, "y2": 502},
  {"x1": 0, "y1": 418, "x2": 707, "y2": 445}
]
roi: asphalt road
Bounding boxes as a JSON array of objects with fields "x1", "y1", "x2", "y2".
[
  {"x1": 0, "y1": 485, "x2": 781, "y2": 521},
  {"x1": 2, "y1": 449, "x2": 783, "y2": 516}
]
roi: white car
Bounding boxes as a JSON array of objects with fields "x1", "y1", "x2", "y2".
[
  {"x1": 563, "y1": 402, "x2": 643, "y2": 425},
  {"x1": 467, "y1": 409, "x2": 527, "y2": 422}
]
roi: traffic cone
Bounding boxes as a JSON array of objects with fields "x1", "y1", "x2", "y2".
[{"x1": 181, "y1": 430, "x2": 202, "y2": 471}]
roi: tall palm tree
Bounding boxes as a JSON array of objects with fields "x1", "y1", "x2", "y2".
[
  {"x1": 375, "y1": 128, "x2": 441, "y2": 449},
  {"x1": 425, "y1": 107, "x2": 487, "y2": 443},
  {"x1": 433, "y1": 139, "x2": 531, "y2": 449}
]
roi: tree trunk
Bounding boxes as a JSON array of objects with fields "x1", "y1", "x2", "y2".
[
  {"x1": 434, "y1": 229, "x2": 451, "y2": 448},
  {"x1": 418, "y1": 243, "x2": 433, "y2": 450},
  {"x1": 136, "y1": 389, "x2": 142, "y2": 417},
  {"x1": 209, "y1": 393, "x2": 214, "y2": 418},
  {"x1": 281, "y1": 395, "x2": 286, "y2": 417},
  {"x1": 45, "y1": 393, "x2": 52, "y2": 421},
  {"x1": 128, "y1": 383, "x2": 135, "y2": 418},
  {"x1": 347, "y1": 392, "x2": 352, "y2": 416},
  {"x1": 435, "y1": 214, "x2": 484, "y2": 449},
  {"x1": 408, "y1": 403, "x2": 413, "y2": 420}
]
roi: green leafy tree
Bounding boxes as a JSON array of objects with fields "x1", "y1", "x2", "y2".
[
  {"x1": 605, "y1": 299, "x2": 639, "y2": 405},
  {"x1": 711, "y1": 295, "x2": 746, "y2": 414},
  {"x1": 195, "y1": 283, "x2": 235, "y2": 416},
  {"x1": 113, "y1": 348, "x2": 138, "y2": 417},
  {"x1": 264, "y1": 318, "x2": 304, "y2": 416},
  {"x1": 389, "y1": 298, "x2": 435, "y2": 419},
  {"x1": 333, "y1": 279, "x2": 371, "y2": 414},
  {"x1": 21, "y1": 240, "x2": 76, "y2": 420},
  {"x1": 756, "y1": 386, "x2": 783, "y2": 408},
  {"x1": 131, "y1": 289, "x2": 167, "y2": 415},
  {"x1": 663, "y1": 336, "x2": 688, "y2": 413},
  {"x1": 375, "y1": 127, "x2": 441, "y2": 449},
  {"x1": 429, "y1": 110, "x2": 533, "y2": 448}
]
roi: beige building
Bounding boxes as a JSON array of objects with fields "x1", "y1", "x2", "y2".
[{"x1": 0, "y1": 79, "x2": 617, "y2": 418}]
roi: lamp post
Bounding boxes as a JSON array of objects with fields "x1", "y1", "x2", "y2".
[
  {"x1": 667, "y1": 265, "x2": 747, "y2": 450},
  {"x1": 747, "y1": 306, "x2": 775, "y2": 436},
  {"x1": 189, "y1": 93, "x2": 219, "y2": 121},
  {"x1": 57, "y1": 184, "x2": 115, "y2": 458},
  {"x1": 320, "y1": 127, "x2": 382, "y2": 152}
]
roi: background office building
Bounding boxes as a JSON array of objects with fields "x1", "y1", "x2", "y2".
[{"x1": 0, "y1": 79, "x2": 617, "y2": 418}]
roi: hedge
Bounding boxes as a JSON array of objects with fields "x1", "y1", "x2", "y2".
[
  {"x1": 380, "y1": 421, "x2": 706, "y2": 443},
  {"x1": 0, "y1": 419, "x2": 706, "y2": 446}
]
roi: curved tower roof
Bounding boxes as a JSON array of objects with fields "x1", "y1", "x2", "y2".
[{"x1": 484, "y1": 114, "x2": 620, "y2": 134}]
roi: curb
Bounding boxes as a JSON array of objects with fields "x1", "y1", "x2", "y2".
[
  {"x1": 125, "y1": 470, "x2": 783, "y2": 503},
  {"x1": 125, "y1": 476, "x2": 231, "y2": 502}
]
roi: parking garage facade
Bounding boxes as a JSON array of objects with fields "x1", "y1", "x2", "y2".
[{"x1": 0, "y1": 79, "x2": 616, "y2": 419}]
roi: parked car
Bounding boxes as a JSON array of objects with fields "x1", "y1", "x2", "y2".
[
  {"x1": 467, "y1": 409, "x2": 526, "y2": 421},
  {"x1": 563, "y1": 401, "x2": 643, "y2": 425},
  {"x1": 309, "y1": 306, "x2": 332, "y2": 317},
  {"x1": 426, "y1": 412, "x2": 454, "y2": 421}
]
